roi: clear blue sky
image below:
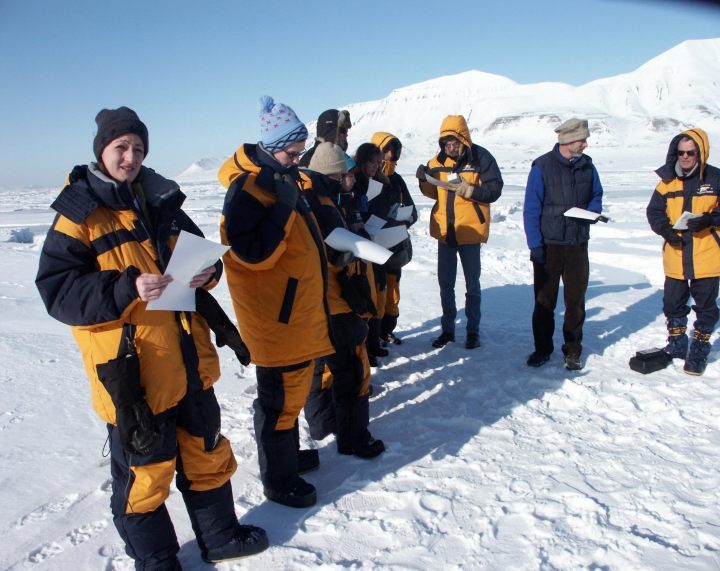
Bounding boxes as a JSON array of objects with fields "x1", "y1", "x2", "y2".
[{"x1": 0, "y1": 0, "x2": 718, "y2": 188}]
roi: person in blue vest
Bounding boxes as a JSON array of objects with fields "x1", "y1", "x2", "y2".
[{"x1": 523, "y1": 118, "x2": 604, "y2": 371}]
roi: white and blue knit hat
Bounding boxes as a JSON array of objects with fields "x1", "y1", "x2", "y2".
[{"x1": 258, "y1": 95, "x2": 308, "y2": 152}]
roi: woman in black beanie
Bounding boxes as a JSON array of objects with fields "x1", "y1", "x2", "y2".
[{"x1": 36, "y1": 107, "x2": 268, "y2": 568}]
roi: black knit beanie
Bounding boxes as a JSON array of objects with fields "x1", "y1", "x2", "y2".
[{"x1": 93, "y1": 106, "x2": 149, "y2": 160}]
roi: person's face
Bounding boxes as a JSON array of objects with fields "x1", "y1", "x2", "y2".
[
  {"x1": 341, "y1": 171, "x2": 355, "y2": 192},
  {"x1": 337, "y1": 129, "x2": 349, "y2": 152},
  {"x1": 274, "y1": 140, "x2": 306, "y2": 167},
  {"x1": 677, "y1": 139, "x2": 699, "y2": 172},
  {"x1": 383, "y1": 148, "x2": 395, "y2": 162},
  {"x1": 100, "y1": 133, "x2": 144, "y2": 184},
  {"x1": 362, "y1": 156, "x2": 381, "y2": 178},
  {"x1": 566, "y1": 138, "x2": 588, "y2": 158},
  {"x1": 443, "y1": 137, "x2": 463, "y2": 159}
]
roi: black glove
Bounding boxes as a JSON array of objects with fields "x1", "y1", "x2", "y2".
[
  {"x1": 415, "y1": 164, "x2": 428, "y2": 182},
  {"x1": 96, "y1": 351, "x2": 161, "y2": 456},
  {"x1": 530, "y1": 247, "x2": 546, "y2": 264},
  {"x1": 274, "y1": 173, "x2": 299, "y2": 208},
  {"x1": 338, "y1": 270, "x2": 376, "y2": 315},
  {"x1": 686, "y1": 212, "x2": 711, "y2": 232},
  {"x1": 660, "y1": 226, "x2": 682, "y2": 246},
  {"x1": 328, "y1": 247, "x2": 355, "y2": 268},
  {"x1": 195, "y1": 289, "x2": 251, "y2": 366}
]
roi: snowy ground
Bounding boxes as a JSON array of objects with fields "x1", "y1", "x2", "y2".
[{"x1": 0, "y1": 167, "x2": 718, "y2": 570}]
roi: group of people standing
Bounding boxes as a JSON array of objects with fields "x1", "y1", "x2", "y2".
[{"x1": 35, "y1": 97, "x2": 718, "y2": 569}]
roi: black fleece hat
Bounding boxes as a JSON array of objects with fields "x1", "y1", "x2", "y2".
[
  {"x1": 316, "y1": 109, "x2": 351, "y2": 142},
  {"x1": 93, "y1": 106, "x2": 149, "y2": 160}
]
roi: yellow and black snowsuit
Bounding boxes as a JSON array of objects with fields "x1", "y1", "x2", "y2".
[
  {"x1": 219, "y1": 143, "x2": 334, "y2": 491},
  {"x1": 301, "y1": 171, "x2": 375, "y2": 450},
  {"x1": 36, "y1": 164, "x2": 238, "y2": 565},
  {"x1": 371, "y1": 131, "x2": 418, "y2": 339},
  {"x1": 647, "y1": 128, "x2": 720, "y2": 332}
]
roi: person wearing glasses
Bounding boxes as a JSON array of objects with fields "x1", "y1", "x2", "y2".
[
  {"x1": 415, "y1": 115, "x2": 504, "y2": 350},
  {"x1": 299, "y1": 108, "x2": 352, "y2": 167},
  {"x1": 647, "y1": 128, "x2": 720, "y2": 375},
  {"x1": 523, "y1": 118, "x2": 603, "y2": 372},
  {"x1": 218, "y1": 96, "x2": 334, "y2": 508},
  {"x1": 36, "y1": 107, "x2": 269, "y2": 567}
]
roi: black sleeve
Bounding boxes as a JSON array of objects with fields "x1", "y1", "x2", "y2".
[
  {"x1": 223, "y1": 175, "x2": 294, "y2": 264},
  {"x1": 36, "y1": 216, "x2": 140, "y2": 326},
  {"x1": 646, "y1": 188, "x2": 671, "y2": 235},
  {"x1": 473, "y1": 149, "x2": 504, "y2": 204},
  {"x1": 396, "y1": 174, "x2": 418, "y2": 226}
]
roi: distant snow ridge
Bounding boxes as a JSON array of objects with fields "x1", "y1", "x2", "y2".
[
  {"x1": 176, "y1": 157, "x2": 224, "y2": 182},
  {"x1": 179, "y1": 39, "x2": 720, "y2": 182}
]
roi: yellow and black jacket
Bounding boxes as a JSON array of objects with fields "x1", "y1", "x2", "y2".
[
  {"x1": 647, "y1": 128, "x2": 720, "y2": 280},
  {"x1": 419, "y1": 115, "x2": 503, "y2": 245},
  {"x1": 36, "y1": 165, "x2": 221, "y2": 424},
  {"x1": 219, "y1": 144, "x2": 334, "y2": 367}
]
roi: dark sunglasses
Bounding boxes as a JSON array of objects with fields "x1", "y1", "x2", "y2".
[
  {"x1": 283, "y1": 149, "x2": 303, "y2": 159},
  {"x1": 678, "y1": 150, "x2": 697, "y2": 157}
]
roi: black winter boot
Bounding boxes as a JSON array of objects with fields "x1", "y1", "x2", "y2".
[
  {"x1": 664, "y1": 317, "x2": 688, "y2": 359},
  {"x1": 683, "y1": 330, "x2": 712, "y2": 376},
  {"x1": 202, "y1": 524, "x2": 269, "y2": 563}
]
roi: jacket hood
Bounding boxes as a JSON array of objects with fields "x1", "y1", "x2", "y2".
[
  {"x1": 371, "y1": 132, "x2": 398, "y2": 151},
  {"x1": 372, "y1": 131, "x2": 400, "y2": 175},
  {"x1": 439, "y1": 115, "x2": 472, "y2": 149},
  {"x1": 657, "y1": 128, "x2": 710, "y2": 180}
]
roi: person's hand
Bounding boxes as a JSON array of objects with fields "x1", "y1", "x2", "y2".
[
  {"x1": 274, "y1": 173, "x2": 299, "y2": 208},
  {"x1": 686, "y1": 212, "x2": 711, "y2": 232},
  {"x1": 447, "y1": 179, "x2": 475, "y2": 199},
  {"x1": 530, "y1": 247, "x2": 546, "y2": 264},
  {"x1": 136, "y1": 273, "x2": 173, "y2": 301},
  {"x1": 189, "y1": 266, "x2": 216, "y2": 288},
  {"x1": 415, "y1": 164, "x2": 428, "y2": 182},
  {"x1": 660, "y1": 226, "x2": 682, "y2": 246}
]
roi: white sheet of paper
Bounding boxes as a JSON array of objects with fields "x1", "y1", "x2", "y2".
[
  {"x1": 363, "y1": 215, "x2": 387, "y2": 237},
  {"x1": 372, "y1": 225, "x2": 408, "y2": 249},
  {"x1": 672, "y1": 211, "x2": 703, "y2": 230},
  {"x1": 564, "y1": 207, "x2": 604, "y2": 221},
  {"x1": 394, "y1": 205, "x2": 414, "y2": 222},
  {"x1": 366, "y1": 178, "x2": 383, "y2": 201},
  {"x1": 325, "y1": 227, "x2": 392, "y2": 265},
  {"x1": 146, "y1": 231, "x2": 229, "y2": 312},
  {"x1": 424, "y1": 173, "x2": 453, "y2": 189}
]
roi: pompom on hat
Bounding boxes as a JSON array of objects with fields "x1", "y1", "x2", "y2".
[
  {"x1": 258, "y1": 95, "x2": 308, "y2": 152},
  {"x1": 93, "y1": 106, "x2": 149, "y2": 160},
  {"x1": 555, "y1": 118, "x2": 590, "y2": 144},
  {"x1": 308, "y1": 142, "x2": 349, "y2": 176}
]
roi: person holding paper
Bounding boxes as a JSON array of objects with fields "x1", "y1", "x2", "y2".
[
  {"x1": 646, "y1": 128, "x2": 720, "y2": 375},
  {"x1": 371, "y1": 132, "x2": 419, "y2": 346},
  {"x1": 303, "y1": 142, "x2": 386, "y2": 458},
  {"x1": 219, "y1": 96, "x2": 335, "y2": 508},
  {"x1": 523, "y1": 118, "x2": 603, "y2": 371},
  {"x1": 351, "y1": 143, "x2": 394, "y2": 363},
  {"x1": 36, "y1": 107, "x2": 268, "y2": 568},
  {"x1": 416, "y1": 115, "x2": 504, "y2": 350}
]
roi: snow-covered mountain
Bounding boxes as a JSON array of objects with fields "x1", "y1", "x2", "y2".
[{"x1": 178, "y1": 38, "x2": 720, "y2": 184}]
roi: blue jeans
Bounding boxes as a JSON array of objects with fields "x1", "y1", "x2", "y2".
[{"x1": 437, "y1": 241, "x2": 481, "y2": 335}]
